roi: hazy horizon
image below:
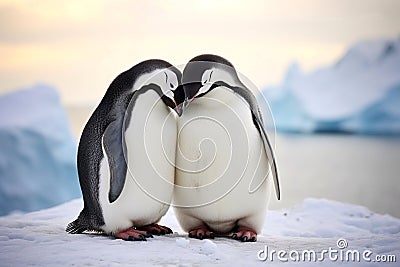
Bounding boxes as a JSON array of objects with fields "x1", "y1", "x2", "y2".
[{"x1": 1, "y1": 0, "x2": 400, "y2": 105}]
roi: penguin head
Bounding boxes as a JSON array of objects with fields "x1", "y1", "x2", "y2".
[
  {"x1": 157, "y1": 67, "x2": 184, "y2": 116},
  {"x1": 125, "y1": 59, "x2": 184, "y2": 116},
  {"x1": 182, "y1": 54, "x2": 240, "y2": 104},
  {"x1": 166, "y1": 75, "x2": 185, "y2": 117}
]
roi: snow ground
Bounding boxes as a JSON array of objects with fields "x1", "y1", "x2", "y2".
[{"x1": 0, "y1": 198, "x2": 398, "y2": 266}]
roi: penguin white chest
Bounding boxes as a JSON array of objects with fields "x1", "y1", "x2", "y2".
[
  {"x1": 99, "y1": 90, "x2": 177, "y2": 233},
  {"x1": 174, "y1": 87, "x2": 271, "y2": 233}
]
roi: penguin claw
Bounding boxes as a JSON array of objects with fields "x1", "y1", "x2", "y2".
[
  {"x1": 115, "y1": 228, "x2": 150, "y2": 241},
  {"x1": 145, "y1": 232, "x2": 154, "y2": 238},
  {"x1": 136, "y1": 223, "x2": 173, "y2": 236},
  {"x1": 231, "y1": 226, "x2": 257, "y2": 242},
  {"x1": 188, "y1": 225, "x2": 214, "y2": 240},
  {"x1": 127, "y1": 235, "x2": 147, "y2": 241}
]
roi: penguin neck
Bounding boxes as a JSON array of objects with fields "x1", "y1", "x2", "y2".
[
  {"x1": 137, "y1": 83, "x2": 164, "y2": 99},
  {"x1": 127, "y1": 83, "x2": 164, "y2": 111},
  {"x1": 124, "y1": 84, "x2": 171, "y2": 129},
  {"x1": 193, "y1": 82, "x2": 251, "y2": 108}
]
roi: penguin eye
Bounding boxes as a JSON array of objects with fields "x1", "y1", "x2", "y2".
[{"x1": 202, "y1": 70, "x2": 213, "y2": 85}]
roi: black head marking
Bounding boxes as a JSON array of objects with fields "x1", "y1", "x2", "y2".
[
  {"x1": 188, "y1": 54, "x2": 235, "y2": 68},
  {"x1": 182, "y1": 54, "x2": 239, "y2": 101},
  {"x1": 105, "y1": 59, "x2": 182, "y2": 113}
]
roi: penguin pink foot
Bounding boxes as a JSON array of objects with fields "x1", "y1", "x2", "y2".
[
  {"x1": 188, "y1": 225, "x2": 215, "y2": 240},
  {"x1": 232, "y1": 226, "x2": 257, "y2": 242},
  {"x1": 136, "y1": 223, "x2": 173, "y2": 235},
  {"x1": 114, "y1": 228, "x2": 153, "y2": 241}
]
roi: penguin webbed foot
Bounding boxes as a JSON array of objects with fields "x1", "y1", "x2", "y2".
[
  {"x1": 231, "y1": 226, "x2": 257, "y2": 242},
  {"x1": 136, "y1": 223, "x2": 173, "y2": 236},
  {"x1": 188, "y1": 225, "x2": 215, "y2": 240},
  {"x1": 114, "y1": 228, "x2": 153, "y2": 241}
]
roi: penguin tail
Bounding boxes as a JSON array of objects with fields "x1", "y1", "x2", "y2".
[{"x1": 66, "y1": 219, "x2": 87, "y2": 234}]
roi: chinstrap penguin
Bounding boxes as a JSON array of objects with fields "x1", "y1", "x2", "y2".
[
  {"x1": 174, "y1": 54, "x2": 280, "y2": 242},
  {"x1": 66, "y1": 59, "x2": 184, "y2": 241}
]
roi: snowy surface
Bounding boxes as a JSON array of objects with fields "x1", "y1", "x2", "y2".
[
  {"x1": 261, "y1": 37, "x2": 400, "y2": 134},
  {"x1": 0, "y1": 85, "x2": 81, "y2": 215},
  {"x1": 0, "y1": 198, "x2": 398, "y2": 266}
]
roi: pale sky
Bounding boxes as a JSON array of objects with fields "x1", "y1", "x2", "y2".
[{"x1": 0, "y1": 0, "x2": 399, "y2": 105}]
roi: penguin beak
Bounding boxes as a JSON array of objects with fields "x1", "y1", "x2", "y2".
[
  {"x1": 183, "y1": 82, "x2": 202, "y2": 104},
  {"x1": 173, "y1": 84, "x2": 184, "y2": 117},
  {"x1": 174, "y1": 103, "x2": 183, "y2": 116}
]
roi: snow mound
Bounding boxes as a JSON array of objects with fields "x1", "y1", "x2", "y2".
[
  {"x1": 176, "y1": 237, "x2": 190, "y2": 247},
  {"x1": 261, "y1": 37, "x2": 400, "y2": 134},
  {"x1": 0, "y1": 85, "x2": 81, "y2": 215},
  {"x1": 0, "y1": 198, "x2": 398, "y2": 266},
  {"x1": 264, "y1": 199, "x2": 400, "y2": 238}
]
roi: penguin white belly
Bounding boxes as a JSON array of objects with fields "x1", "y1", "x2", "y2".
[
  {"x1": 99, "y1": 90, "x2": 176, "y2": 233},
  {"x1": 174, "y1": 87, "x2": 271, "y2": 233}
]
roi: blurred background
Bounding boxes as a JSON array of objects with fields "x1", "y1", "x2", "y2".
[{"x1": 0, "y1": 0, "x2": 399, "y2": 217}]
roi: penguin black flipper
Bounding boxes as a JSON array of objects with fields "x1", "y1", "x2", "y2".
[
  {"x1": 103, "y1": 116, "x2": 128, "y2": 203},
  {"x1": 235, "y1": 83, "x2": 281, "y2": 200},
  {"x1": 250, "y1": 109, "x2": 281, "y2": 200},
  {"x1": 213, "y1": 80, "x2": 281, "y2": 200}
]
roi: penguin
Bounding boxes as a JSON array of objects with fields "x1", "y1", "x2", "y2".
[
  {"x1": 66, "y1": 59, "x2": 184, "y2": 241},
  {"x1": 174, "y1": 54, "x2": 280, "y2": 242}
]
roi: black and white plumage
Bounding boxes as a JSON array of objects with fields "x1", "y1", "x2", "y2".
[
  {"x1": 174, "y1": 54, "x2": 280, "y2": 242},
  {"x1": 66, "y1": 59, "x2": 183, "y2": 241}
]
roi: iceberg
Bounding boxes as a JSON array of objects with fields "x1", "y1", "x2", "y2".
[
  {"x1": 0, "y1": 84, "x2": 81, "y2": 215},
  {"x1": 261, "y1": 37, "x2": 400, "y2": 135}
]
